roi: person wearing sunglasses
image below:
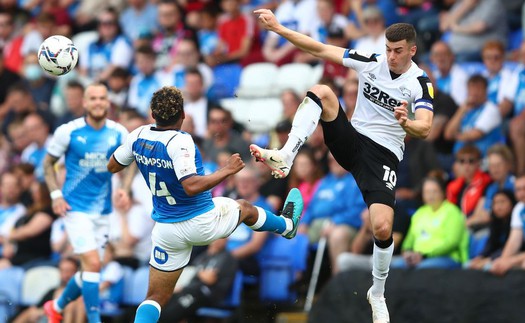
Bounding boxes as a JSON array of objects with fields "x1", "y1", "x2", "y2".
[{"x1": 446, "y1": 145, "x2": 491, "y2": 218}]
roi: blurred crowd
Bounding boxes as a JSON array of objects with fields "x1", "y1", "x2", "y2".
[{"x1": 2, "y1": 0, "x2": 525, "y2": 321}]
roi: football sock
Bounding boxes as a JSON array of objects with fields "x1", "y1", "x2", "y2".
[
  {"x1": 134, "y1": 300, "x2": 161, "y2": 323},
  {"x1": 82, "y1": 272, "x2": 101, "y2": 323},
  {"x1": 371, "y1": 237, "x2": 394, "y2": 297},
  {"x1": 55, "y1": 272, "x2": 82, "y2": 312},
  {"x1": 281, "y1": 91, "x2": 322, "y2": 164},
  {"x1": 249, "y1": 206, "x2": 292, "y2": 235}
]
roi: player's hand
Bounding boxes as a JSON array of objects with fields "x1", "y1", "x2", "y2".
[
  {"x1": 225, "y1": 153, "x2": 245, "y2": 175},
  {"x1": 114, "y1": 188, "x2": 132, "y2": 212},
  {"x1": 394, "y1": 100, "x2": 409, "y2": 127},
  {"x1": 52, "y1": 197, "x2": 71, "y2": 217},
  {"x1": 254, "y1": 9, "x2": 280, "y2": 32}
]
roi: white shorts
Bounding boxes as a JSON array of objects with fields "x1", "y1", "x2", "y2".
[
  {"x1": 63, "y1": 212, "x2": 110, "y2": 257},
  {"x1": 150, "y1": 197, "x2": 241, "y2": 271}
]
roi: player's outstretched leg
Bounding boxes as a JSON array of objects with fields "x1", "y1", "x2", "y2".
[
  {"x1": 44, "y1": 272, "x2": 83, "y2": 323},
  {"x1": 242, "y1": 188, "x2": 304, "y2": 239},
  {"x1": 250, "y1": 90, "x2": 325, "y2": 178}
]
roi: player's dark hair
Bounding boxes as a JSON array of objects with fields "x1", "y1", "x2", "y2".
[
  {"x1": 467, "y1": 74, "x2": 488, "y2": 88},
  {"x1": 150, "y1": 86, "x2": 184, "y2": 126},
  {"x1": 385, "y1": 23, "x2": 417, "y2": 45}
]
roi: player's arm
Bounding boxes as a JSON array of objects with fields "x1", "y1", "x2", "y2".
[
  {"x1": 181, "y1": 153, "x2": 245, "y2": 196},
  {"x1": 255, "y1": 9, "x2": 346, "y2": 65},
  {"x1": 107, "y1": 155, "x2": 129, "y2": 173},
  {"x1": 396, "y1": 103, "x2": 433, "y2": 139},
  {"x1": 43, "y1": 154, "x2": 71, "y2": 217}
]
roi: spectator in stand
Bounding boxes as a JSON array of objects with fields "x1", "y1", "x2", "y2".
[
  {"x1": 468, "y1": 144, "x2": 516, "y2": 229},
  {"x1": 341, "y1": 77, "x2": 358, "y2": 119},
  {"x1": 430, "y1": 41, "x2": 468, "y2": 105},
  {"x1": 107, "y1": 68, "x2": 131, "y2": 116},
  {"x1": 6, "y1": 119, "x2": 30, "y2": 165},
  {"x1": 71, "y1": 0, "x2": 126, "y2": 32},
  {"x1": 0, "y1": 181, "x2": 56, "y2": 269},
  {"x1": 489, "y1": 175, "x2": 525, "y2": 275},
  {"x1": 444, "y1": 75, "x2": 504, "y2": 157},
  {"x1": 79, "y1": 7, "x2": 134, "y2": 83},
  {"x1": 159, "y1": 239, "x2": 238, "y2": 323},
  {"x1": 152, "y1": 0, "x2": 192, "y2": 70},
  {"x1": 11, "y1": 257, "x2": 81, "y2": 323},
  {"x1": 197, "y1": 6, "x2": 219, "y2": 62},
  {"x1": 21, "y1": 113, "x2": 52, "y2": 182},
  {"x1": 0, "y1": 171, "x2": 26, "y2": 256},
  {"x1": 128, "y1": 45, "x2": 169, "y2": 117},
  {"x1": 354, "y1": 6, "x2": 386, "y2": 55},
  {"x1": 208, "y1": 0, "x2": 256, "y2": 67},
  {"x1": 469, "y1": 190, "x2": 516, "y2": 271},
  {"x1": 55, "y1": 81, "x2": 85, "y2": 128},
  {"x1": 202, "y1": 106, "x2": 251, "y2": 163},
  {"x1": 337, "y1": 206, "x2": 410, "y2": 274},
  {"x1": 98, "y1": 243, "x2": 125, "y2": 314},
  {"x1": 21, "y1": 52, "x2": 56, "y2": 108},
  {"x1": 499, "y1": 41, "x2": 525, "y2": 176},
  {"x1": 346, "y1": 0, "x2": 399, "y2": 28},
  {"x1": 226, "y1": 165, "x2": 271, "y2": 278},
  {"x1": 39, "y1": 0, "x2": 73, "y2": 37},
  {"x1": 168, "y1": 37, "x2": 214, "y2": 91},
  {"x1": 288, "y1": 148, "x2": 324, "y2": 213},
  {"x1": 447, "y1": 146, "x2": 492, "y2": 218},
  {"x1": 0, "y1": 9, "x2": 24, "y2": 73},
  {"x1": 10, "y1": 163, "x2": 35, "y2": 207},
  {"x1": 20, "y1": 12, "x2": 55, "y2": 57},
  {"x1": 299, "y1": 153, "x2": 367, "y2": 273},
  {"x1": 419, "y1": 65, "x2": 457, "y2": 173},
  {"x1": 481, "y1": 40, "x2": 513, "y2": 105},
  {"x1": 392, "y1": 175, "x2": 469, "y2": 269},
  {"x1": 261, "y1": 0, "x2": 318, "y2": 65},
  {"x1": 0, "y1": 50, "x2": 21, "y2": 105},
  {"x1": 183, "y1": 68, "x2": 209, "y2": 139},
  {"x1": 119, "y1": 0, "x2": 159, "y2": 44},
  {"x1": 440, "y1": 0, "x2": 507, "y2": 62}
]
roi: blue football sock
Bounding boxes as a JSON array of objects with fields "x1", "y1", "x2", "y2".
[
  {"x1": 134, "y1": 300, "x2": 161, "y2": 323},
  {"x1": 249, "y1": 207, "x2": 289, "y2": 234},
  {"x1": 56, "y1": 272, "x2": 82, "y2": 311},
  {"x1": 82, "y1": 272, "x2": 101, "y2": 323}
]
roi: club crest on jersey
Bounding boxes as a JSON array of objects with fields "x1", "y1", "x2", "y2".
[
  {"x1": 399, "y1": 86, "x2": 411, "y2": 97},
  {"x1": 363, "y1": 82, "x2": 401, "y2": 111}
]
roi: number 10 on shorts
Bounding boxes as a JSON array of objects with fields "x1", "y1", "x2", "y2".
[{"x1": 382, "y1": 165, "x2": 397, "y2": 190}]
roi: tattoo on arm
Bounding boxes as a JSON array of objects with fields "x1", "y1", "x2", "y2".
[{"x1": 43, "y1": 154, "x2": 61, "y2": 192}]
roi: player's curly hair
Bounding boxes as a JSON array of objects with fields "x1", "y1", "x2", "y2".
[
  {"x1": 150, "y1": 86, "x2": 184, "y2": 126},
  {"x1": 385, "y1": 23, "x2": 417, "y2": 45}
]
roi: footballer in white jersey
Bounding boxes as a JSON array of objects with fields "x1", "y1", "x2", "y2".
[{"x1": 251, "y1": 10, "x2": 434, "y2": 323}]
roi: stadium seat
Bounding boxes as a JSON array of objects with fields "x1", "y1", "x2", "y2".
[
  {"x1": 236, "y1": 63, "x2": 279, "y2": 98},
  {"x1": 273, "y1": 63, "x2": 320, "y2": 96},
  {"x1": 258, "y1": 234, "x2": 309, "y2": 303},
  {"x1": 207, "y1": 63, "x2": 243, "y2": 102},
  {"x1": 0, "y1": 267, "x2": 25, "y2": 319},
  {"x1": 21, "y1": 266, "x2": 60, "y2": 306},
  {"x1": 123, "y1": 266, "x2": 149, "y2": 306},
  {"x1": 196, "y1": 270, "x2": 243, "y2": 319},
  {"x1": 71, "y1": 31, "x2": 98, "y2": 59},
  {"x1": 507, "y1": 29, "x2": 523, "y2": 51},
  {"x1": 220, "y1": 97, "x2": 283, "y2": 133}
]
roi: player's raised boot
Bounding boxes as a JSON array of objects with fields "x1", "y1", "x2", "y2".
[
  {"x1": 281, "y1": 188, "x2": 303, "y2": 239},
  {"x1": 44, "y1": 300, "x2": 63, "y2": 323},
  {"x1": 249, "y1": 144, "x2": 291, "y2": 179},
  {"x1": 367, "y1": 288, "x2": 390, "y2": 323}
]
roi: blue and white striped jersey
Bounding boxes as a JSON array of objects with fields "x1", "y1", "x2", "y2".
[
  {"x1": 47, "y1": 118, "x2": 128, "y2": 215},
  {"x1": 113, "y1": 125, "x2": 214, "y2": 223}
]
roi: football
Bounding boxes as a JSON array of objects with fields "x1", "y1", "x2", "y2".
[{"x1": 38, "y1": 35, "x2": 79, "y2": 76}]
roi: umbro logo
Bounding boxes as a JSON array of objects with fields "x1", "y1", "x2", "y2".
[
  {"x1": 76, "y1": 136, "x2": 87, "y2": 144},
  {"x1": 368, "y1": 73, "x2": 376, "y2": 80},
  {"x1": 385, "y1": 182, "x2": 394, "y2": 190}
]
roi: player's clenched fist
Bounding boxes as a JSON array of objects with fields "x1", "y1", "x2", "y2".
[
  {"x1": 226, "y1": 153, "x2": 245, "y2": 174},
  {"x1": 254, "y1": 9, "x2": 279, "y2": 31},
  {"x1": 394, "y1": 100, "x2": 409, "y2": 126}
]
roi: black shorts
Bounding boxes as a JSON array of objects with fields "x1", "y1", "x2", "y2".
[{"x1": 320, "y1": 106, "x2": 399, "y2": 208}]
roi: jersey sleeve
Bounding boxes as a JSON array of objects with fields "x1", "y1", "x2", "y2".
[
  {"x1": 510, "y1": 203, "x2": 524, "y2": 229},
  {"x1": 113, "y1": 126, "x2": 139, "y2": 166},
  {"x1": 168, "y1": 133, "x2": 198, "y2": 182},
  {"x1": 413, "y1": 75, "x2": 434, "y2": 113},
  {"x1": 342, "y1": 49, "x2": 378, "y2": 73},
  {"x1": 47, "y1": 123, "x2": 72, "y2": 158}
]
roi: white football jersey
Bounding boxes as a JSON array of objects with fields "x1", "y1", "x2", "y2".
[{"x1": 343, "y1": 49, "x2": 434, "y2": 161}]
